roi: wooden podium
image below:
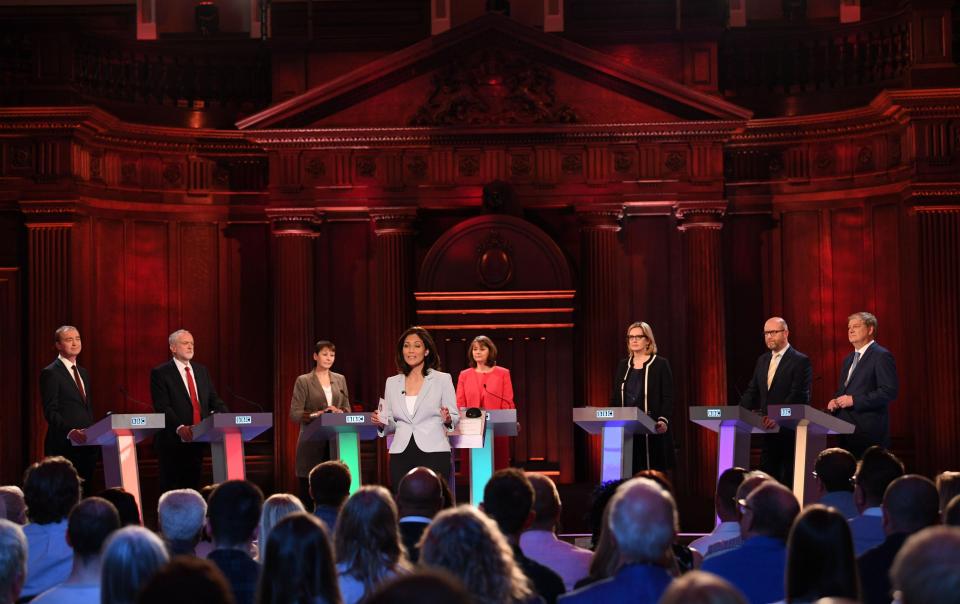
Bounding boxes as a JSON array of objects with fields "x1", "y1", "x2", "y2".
[
  {"x1": 768, "y1": 404, "x2": 854, "y2": 505},
  {"x1": 77, "y1": 413, "x2": 165, "y2": 516},
  {"x1": 573, "y1": 407, "x2": 657, "y2": 482},
  {"x1": 689, "y1": 405, "x2": 778, "y2": 483},
  {"x1": 303, "y1": 411, "x2": 379, "y2": 494},
  {"x1": 192, "y1": 412, "x2": 273, "y2": 483},
  {"x1": 449, "y1": 409, "x2": 518, "y2": 506}
]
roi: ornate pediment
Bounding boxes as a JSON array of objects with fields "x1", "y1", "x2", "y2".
[{"x1": 238, "y1": 14, "x2": 750, "y2": 130}]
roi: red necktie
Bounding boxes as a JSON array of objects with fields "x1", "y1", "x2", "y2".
[
  {"x1": 71, "y1": 365, "x2": 87, "y2": 403},
  {"x1": 184, "y1": 366, "x2": 201, "y2": 425}
]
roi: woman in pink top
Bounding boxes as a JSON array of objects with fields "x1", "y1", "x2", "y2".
[{"x1": 456, "y1": 335, "x2": 515, "y2": 468}]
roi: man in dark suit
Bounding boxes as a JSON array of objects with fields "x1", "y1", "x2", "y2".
[
  {"x1": 827, "y1": 312, "x2": 898, "y2": 459},
  {"x1": 739, "y1": 317, "x2": 812, "y2": 485},
  {"x1": 151, "y1": 329, "x2": 227, "y2": 492},
  {"x1": 39, "y1": 326, "x2": 98, "y2": 483}
]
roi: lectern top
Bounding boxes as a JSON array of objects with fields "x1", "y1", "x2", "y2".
[
  {"x1": 192, "y1": 412, "x2": 274, "y2": 442},
  {"x1": 302, "y1": 412, "x2": 380, "y2": 442},
  {"x1": 767, "y1": 405, "x2": 855, "y2": 434},
  {"x1": 689, "y1": 405, "x2": 779, "y2": 434},
  {"x1": 81, "y1": 413, "x2": 166, "y2": 446},
  {"x1": 572, "y1": 407, "x2": 658, "y2": 435}
]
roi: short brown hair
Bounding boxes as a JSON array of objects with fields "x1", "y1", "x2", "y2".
[
  {"x1": 23, "y1": 456, "x2": 81, "y2": 524},
  {"x1": 467, "y1": 336, "x2": 498, "y2": 368},
  {"x1": 315, "y1": 340, "x2": 336, "y2": 354}
]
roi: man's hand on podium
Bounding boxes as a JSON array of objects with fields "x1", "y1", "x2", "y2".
[
  {"x1": 68, "y1": 428, "x2": 87, "y2": 444},
  {"x1": 760, "y1": 416, "x2": 777, "y2": 430},
  {"x1": 177, "y1": 424, "x2": 194, "y2": 442}
]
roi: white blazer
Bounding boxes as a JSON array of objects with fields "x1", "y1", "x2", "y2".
[{"x1": 380, "y1": 370, "x2": 460, "y2": 453}]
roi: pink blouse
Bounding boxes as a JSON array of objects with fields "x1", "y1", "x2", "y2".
[{"x1": 455, "y1": 365, "x2": 515, "y2": 409}]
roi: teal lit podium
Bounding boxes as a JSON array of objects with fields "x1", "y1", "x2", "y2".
[
  {"x1": 450, "y1": 409, "x2": 518, "y2": 506},
  {"x1": 77, "y1": 413, "x2": 165, "y2": 516},
  {"x1": 689, "y1": 405, "x2": 778, "y2": 483},
  {"x1": 192, "y1": 412, "x2": 273, "y2": 483},
  {"x1": 304, "y1": 412, "x2": 379, "y2": 494},
  {"x1": 573, "y1": 407, "x2": 657, "y2": 482},
  {"x1": 768, "y1": 404, "x2": 854, "y2": 505}
]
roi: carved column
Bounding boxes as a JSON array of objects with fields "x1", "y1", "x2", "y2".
[
  {"x1": 268, "y1": 208, "x2": 320, "y2": 496},
  {"x1": 20, "y1": 201, "x2": 79, "y2": 466},
  {"x1": 676, "y1": 203, "x2": 728, "y2": 503},
  {"x1": 577, "y1": 205, "x2": 623, "y2": 482},
  {"x1": 371, "y1": 209, "x2": 418, "y2": 388},
  {"x1": 916, "y1": 207, "x2": 960, "y2": 476}
]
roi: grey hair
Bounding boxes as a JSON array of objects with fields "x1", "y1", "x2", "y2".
[
  {"x1": 0, "y1": 519, "x2": 27, "y2": 604},
  {"x1": 0, "y1": 487, "x2": 25, "y2": 525},
  {"x1": 608, "y1": 477, "x2": 677, "y2": 563},
  {"x1": 54, "y1": 325, "x2": 79, "y2": 343},
  {"x1": 101, "y1": 526, "x2": 170, "y2": 604},
  {"x1": 158, "y1": 489, "x2": 207, "y2": 542},
  {"x1": 848, "y1": 312, "x2": 878, "y2": 332},
  {"x1": 168, "y1": 329, "x2": 191, "y2": 348}
]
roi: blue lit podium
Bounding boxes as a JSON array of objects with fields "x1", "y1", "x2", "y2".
[
  {"x1": 303, "y1": 411, "x2": 379, "y2": 494},
  {"x1": 192, "y1": 412, "x2": 273, "y2": 483},
  {"x1": 449, "y1": 409, "x2": 518, "y2": 506},
  {"x1": 77, "y1": 413, "x2": 165, "y2": 516},
  {"x1": 768, "y1": 404, "x2": 854, "y2": 505},
  {"x1": 689, "y1": 405, "x2": 777, "y2": 483},
  {"x1": 573, "y1": 407, "x2": 657, "y2": 482}
]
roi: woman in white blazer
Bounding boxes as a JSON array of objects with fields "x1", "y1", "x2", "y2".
[{"x1": 371, "y1": 326, "x2": 460, "y2": 490}]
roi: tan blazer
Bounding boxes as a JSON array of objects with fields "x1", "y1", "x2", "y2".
[{"x1": 289, "y1": 371, "x2": 350, "y2": 477}]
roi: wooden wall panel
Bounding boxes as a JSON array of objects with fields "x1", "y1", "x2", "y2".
[
  {"x1": 125, "y1": 220, "x2": 169, "y2": 411},
  {"x1": 0, "y1": 268, "x2": 22, "y2": 486},
  {"x1": 179, "y1": 223, "x2": 221, "y2": 380},
  {"x1": 92, "y1": 218, "x2": 128, "y2": 421}
]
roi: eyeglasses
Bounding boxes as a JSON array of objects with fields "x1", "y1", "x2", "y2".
[
  {"x1": 763, "y1": 329, "x2": 786, "y2": 336},
  {"x1": 628, "y1": 335, "x2": 648, "y2": 341}
]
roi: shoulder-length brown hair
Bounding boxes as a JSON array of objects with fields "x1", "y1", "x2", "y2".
[
  {"x1": 396, "y1": 326, "x2": 441, "y2": 376},
  {"x1": 467, "y1": 335, "x2": 498, "y2": 368}
]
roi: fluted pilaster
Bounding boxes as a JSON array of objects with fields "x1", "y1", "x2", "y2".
[
  {"x1": 268, "y1": 208, "x2": 320, "y2": 495},
  {"x1": 371, "y1": 208, "x2": 417, "y2": 386}
]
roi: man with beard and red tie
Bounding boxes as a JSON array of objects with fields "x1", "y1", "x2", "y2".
[
  {"x1": 39, "y1": 326, "x2": 98, "y2": 483},
  {"x1": 151, "y1": 329, "x2": 227, "y2": 492}
]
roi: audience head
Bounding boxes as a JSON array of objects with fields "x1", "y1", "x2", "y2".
[
  {"x1": 481, "y1": 468, "x2": 534, "y2": 538},
  {"x1": 527, "y1": 473, "x2": 562, "y2": 531},
  {"x1": 945, "y1": 495, "x2": 960, "y2": 527},
  {"x1": 608, "y1": 477, "x2": 677, "y2": 565},
  {"x1": 890, "y1": 526, "x2": 960, "y2": 604},
  {"x1": 101, "y1": 526, "x2": 170, "y2": 604},
  {"x1": 396, "y1": 326, "x2": 441, "y2": 375},
  {"x1": 335, "y1": 486, "x2": 408, "y2": 589},
  {"x1": 67, "y1": 496, "x2": 121, "y2": 563},
  {"x1": 587, "y1": 478, "x2": 626, "y2": 548},
  {"x1": 714, "y1": 467, "x2": 747, "y2": 522},
  {"x1": 0, "y1": 519, "x2": 27, "y2": 604},
  {"x1": 741, "y1": 480, "x2": 799, "y2": 541},
  {"x1": 23, "y1": 456, "x2": 81, "y2": 524},
  {"x1": 587, "y1": 503, "x2": 621, "y2": 581},
  {"x1": 437, "y1": 473, "x2": 455, "y2": 510},
  {"x1": 936, "y1": 471, "x2": 960, "y2": 517},
  {"x1": 207, "y1": 480, "x2": 263, "y2": 548},
  {"x1": 814, "y1": 448, "x2": 857, "y2": 493},
  {"x1": 138, "y1": 557, "x2": 236, "y2": 604},
  {"x1": 98, "y1": 487, "x2": 141, "y2": 526},
  {"x1": 309, "y1": 461, "x2": 352, "y2": 509},
  {"x1": 258, "y1": 512, "x2": 340, "y2": 604},
  {"x1": 854, "y1": 446, "x2": 904, "y2": 510},
  {"x1": 734, "y1": 471, "x2": 773, "y2": 523},
  {"x1": 785, "y1": 505, "x2": 859, "y2": 603},
  {"x1": 420, "y1": 505, "x2": 533, "y2": 604},
  {"x1": 396, "y1": 466, "x2": 443, "y2": 519},
  {"x1": 158, "y1": 489, "x2": 207, "y2": 547},
  {"x1": 365, "y1": 569, "x2": 471, "y2": 604},
  {"x1": 0, "y1": 488, "x2": 26, "y2": 525},
  {"x1": 659, "y1": 570, "x2": 747, "y2": 604},
  {"x1": 259, "y1": 493, "x2": 305, "y2": 550},
  {"x1": 634, "y1": 469, "x2": 675, "y2": 495},
  {"x1": 883, "y1": 475, "x2": 939, "y2": 535}
]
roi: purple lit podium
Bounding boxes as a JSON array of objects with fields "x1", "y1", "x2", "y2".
[
  {"x1": 449, "y1": 409, "x2": 517, "y2": 506},
  {"x1": 573, "y1": 407, "x2": 657, "y2": 482},
  {"x1": 192, "y1": 412, "x2": 273, "y2": 483},
  {"x1": 768, "y1": 404, "x2": 854, "y2": 505},
  {"x1": 689, "y1": 405, "x2": 779, "y2": 482},
  {"x1": 77, "y1": 413, "x2": 165, "y2": 516},
  {"x1": 303, "y1": 412, "x2": 379, "y2": 494}
]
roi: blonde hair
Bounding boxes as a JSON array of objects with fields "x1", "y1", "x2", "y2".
[
  {"x1": 259, "y1": 493, "x2": 305, "y2": 554},
  {"x1": 626, "y1": 321, "x2": 659, "y2": 356}
]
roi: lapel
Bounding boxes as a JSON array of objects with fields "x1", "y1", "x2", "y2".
[
  {"x1": 412, "y1": 372, "x2": 436, "y2": 419},
  {"x1": 56, "y1": 358, "x2": 87, "y2": 401},
  {"x1": 169, "y1": 360, "x2": 192, "y2": 403},
  {"x1": 847, "y1": 344, "x2": 874, "y2": 387},
  {"x1": 769, "y1": 348, "x2": 793, "y2": 391}
]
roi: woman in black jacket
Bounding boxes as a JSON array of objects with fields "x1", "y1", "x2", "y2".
[{"x1": 611, "y1": 321, "x2": 675, "y2": 472}]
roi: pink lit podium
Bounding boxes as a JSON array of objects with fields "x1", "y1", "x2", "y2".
[
  {"x1": 303, "y1": 412, "x2": 379, "y2": 494},
  {"x1": 689, "y1": 405, "x2": 779, "y2": 483},
  {"x1": 573, "y1": 407, "x2": 657, "y2": 482},
  {"x1": 192, "y1": 412, "x2": 273, "y2": 483},
  {"x1": 768, "y1": 404, "x2": 854, "y2": 505},
  {"x1": 76, "y1": 413, "x2": 165, "y2": 516}
]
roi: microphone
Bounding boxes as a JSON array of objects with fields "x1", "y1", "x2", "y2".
[
  {"x1": 225, "y1": 387, "x2": 266, "y2": 413},
  {"x1": 482, "y1": 383, "x2": 515, "y2": 408},
  {"x1": 118, "y1": 386, "x2": 155, "y2": 413}
]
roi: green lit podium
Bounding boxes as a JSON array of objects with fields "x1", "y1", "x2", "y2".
[
  {"x1": 304, "y1": 412, "x2": 379, "y2": 494},
  {"x1": 450, "y1": 409, "x2": 518, "y2": 506}
]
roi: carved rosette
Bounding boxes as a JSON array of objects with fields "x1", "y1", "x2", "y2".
[{"x1": 475, "y1": 230, "x2": 514, "y2": 289}]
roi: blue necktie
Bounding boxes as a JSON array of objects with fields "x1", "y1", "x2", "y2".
[{"x1": 844, "y1": 352, "x2": 861, "y2": 386}]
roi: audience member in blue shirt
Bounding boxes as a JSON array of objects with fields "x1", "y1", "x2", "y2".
[{"x1": 849, "y1": 447, "x2": 904, "y2": 555}]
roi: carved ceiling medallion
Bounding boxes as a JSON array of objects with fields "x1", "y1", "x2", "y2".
[{"x1": 476, "y1": 230, "x2": 514, "y2": 289}]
